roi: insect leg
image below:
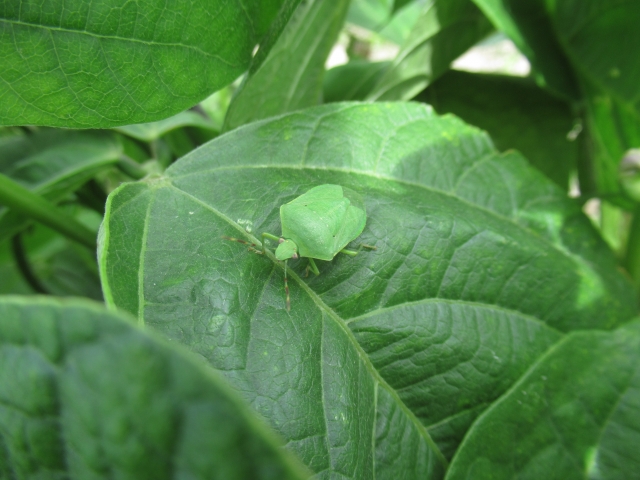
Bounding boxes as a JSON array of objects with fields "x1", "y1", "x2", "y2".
[
  {"x1": 307, "y1": 258, "x2": 320, "y2": 276},
  {"x1": 284, "y1": 260, "x2": 291, "y2": 311},
  {"x1": 340, "y1": 243, "x2": 377, "y2": 256},
  {"x1": 261, "y1": 232, "x2": 281, "y2": 254},
  {"x1": 222, "y1": 236, "x2": 263, "y2": 254}
]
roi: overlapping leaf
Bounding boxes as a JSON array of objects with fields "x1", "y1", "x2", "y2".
[
  {"x1": 223, "y1": 0, "x2": 350, "y2": 132},
  {"x1": 0, "y1": 296, "x2": 310, "y2": 479},
  {"x1": 366, "y1": 0, "x2": 493, "y2": 101},
  {"x1": 447, "y1": 320, "x2": 640, "y2": 479},
  {"x1": 0, "y1": 0, "x2": 291, "y2": 127},
  {"x1": 99, "y1": 102, "x2": 636, "y2": 474}
]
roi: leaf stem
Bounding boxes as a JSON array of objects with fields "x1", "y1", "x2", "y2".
[
  {"x1": 0, "y1": 173, "x2": 97, "y2": 249},
  {"x1": 117, "y1": 155, "x2": 147, "y2": 180}
]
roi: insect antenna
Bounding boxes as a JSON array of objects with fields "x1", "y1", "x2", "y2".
[
  {"x1": 284, "y1": 260, "x2": 290, "y2": 312},
  {"x1": 222, "y1": 236, "x2": 263, "y2": 254}
]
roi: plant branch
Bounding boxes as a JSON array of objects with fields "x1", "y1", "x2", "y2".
[{"x1": 0, "y1": 173, "x2": 97, "y2": 249}]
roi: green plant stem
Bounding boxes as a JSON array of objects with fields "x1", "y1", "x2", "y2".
[
  {"x1": 624, "y1": 203, "x2": 640, "y2": 290},
  {"x1": 11, "y1": 233, "x2": 48, "y2": 294},
  {"x1": 0, "y1": 173, "x2": 97, "y2": 249},
  {"x1": 117, "y1": 155, "x2": 147, "y2": 180}
]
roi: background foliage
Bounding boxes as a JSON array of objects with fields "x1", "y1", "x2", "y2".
[{"x1": 1, "y1": 0, "x2": 639, "y2": 478}]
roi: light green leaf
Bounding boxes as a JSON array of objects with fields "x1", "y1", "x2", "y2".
[
  {"x1": 0, "y1": 0, "x2": 289, "y2": 128},
  {"x1": 347, "y1": 0, "x2": 394, "y2": 32},
  {"x1": 0, "y1": 130, "x2": 121, "y2": 244},
  {"x1": 99, "y1": 102, "x2": 635, "y2": 472},
  {"x1": 419, "y1": 70, "x2": 578, "y2": 188},
  {"x1": 223, "y1": 0, "x2": 350, "y2": 132},
  {"x1": 0, "y1": 296, "x2": 310, "y2": 479},
  {"x1": 447, "y1": 320, "x2": 640, "y2": 479},
  {"x1": 367, "y1": 0, "x2": 493, "y2": 101}
]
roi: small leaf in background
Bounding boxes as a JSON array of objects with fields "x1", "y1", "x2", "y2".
[
  {"x1": 0, "y1": 0, "x2": 291, "y2": 128},
  {"x1": 114, "y1": 111, "x2": 216, "y2": 143},
  {"x1": 223, "y1": 0, "x2": 350, "y2": 132},
  {"x1": 419, "y1": 69, "x2": 578, "y2": 188},
  {"x1": 447, "y1": 320, "x2": 640, "y2": 480},
  {"x1": 99, "y1": 103, "x2": 636, "y2": 475},
  {"x1": 366, "y1": 0, "x2": 494, "y2": 101},
  {"x1": 470, "y1": 0, "x2": 579, "y2": 101},
  {"x1": 324, "y1": 60, "x2": 390, "y2": 102},
  {"x1": 581, "y1": 82, "x2": 640, "y2": 205},
  {"x1": 0, "y1": 130, "x2": 122, "y2": 244},
  {"x1": 550, "y1": 0, "x2": 640, "y2": 108},
  {"x1": 347, "y1": 0, "x2": 394, "y2": 32},
  {"x1": 0, "y1": 296, "x2": 310, "y2": 479}
]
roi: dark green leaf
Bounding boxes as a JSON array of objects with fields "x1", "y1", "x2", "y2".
[
  {"x1": 0, "y1": 0, "x2": 288, "y2": 128},
  {"x1": 470, "y1": 0, "x2": 579, "y2": 101},
  {"x1": 223, "y1": 0, "x2": 350, "y2": 132},
  {"x1": 0, "y1": 209, "x2": 104, "y2": 299},
  {"x1": 0, "y1": 130, "x2": 121, "y2": 244},
  {"x1": 447, "y1": 320, "x2": 640, "y2": 479},
  {"x1": 419, "y1": 70, "x2": 578, "y2": 188},
  {"x1": 392, "y1": 0, "x2": 414, "y2": 14},
  {"x1": 0, "y1": 296, "x2": 310, "y2": 479},
  {"x1": 99, "y1": 103, "x2": 636, "y2": 471},
  {"x1": 550, "y1": 0, "x2": 640, "y2": 108},
  {"x1": 367, "y1": 0, "x2": 493, "y2": 101}
]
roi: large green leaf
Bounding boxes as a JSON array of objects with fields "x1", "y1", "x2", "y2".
[
  {"x1": 366, "y1": 0, "x2": 493, "y2": 101},
  {"x1": 447, "y1": 319, "x2": 640, "y2": 479},
  {"x1": 419, "y1": 70, "x2": 578, "y2": 188},
  {"x1": 99, "y1": 102, "x2": 636, "y2": 474},
  {"x1": 0, "y1": 0, "x2": 289, "y2": 128},
  {"x1": 223, "y1": 0, "x2": 350, "y2": 132},
  {"x1": 0, "y1": 130, "x2": 121, "y2": 244},
  {"x1": 0, "y1": 296, "x2": 310, "y2": 479}
]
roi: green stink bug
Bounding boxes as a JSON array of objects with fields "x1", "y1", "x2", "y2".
[{"x1": 224, "y1": 184, "x2": 375, "y2": 310}]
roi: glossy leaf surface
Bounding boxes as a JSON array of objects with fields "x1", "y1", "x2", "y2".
[
  {"x1": 0, "y1": 296, "x2": 310, "y2": 479},
  {"x1": 99, "y1": 102, "x2": 636, "y2": 474},
  {"x1": 0, "y1": 0, "x2": 288, "y2": 128}
]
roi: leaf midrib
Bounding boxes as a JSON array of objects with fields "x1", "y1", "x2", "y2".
[{"x1": 345, "y1": 297, "x2": 563, "y2": 335}]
